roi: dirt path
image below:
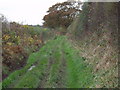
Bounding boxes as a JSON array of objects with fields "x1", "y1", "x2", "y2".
[
  {"x1": 38, "y1": 48, "x2": 67, "y2": 88},
  {"x1": 38, "y1": 55, "x2": 54, "y2": 88},
  {"x1": 55, "y1": 50, "x2": 66, "y2": 88}
]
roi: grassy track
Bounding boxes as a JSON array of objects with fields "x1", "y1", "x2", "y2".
[{"x1": 2, "y1": 36, "x2": 94, "y2": 88}]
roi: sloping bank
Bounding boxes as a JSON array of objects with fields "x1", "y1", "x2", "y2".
[
  {"x1": 67, "y1": 2, "x2": 118, "y2": 88},
  {"x1": 2, "y1": 36, "x2": 94, "y2": 88}
]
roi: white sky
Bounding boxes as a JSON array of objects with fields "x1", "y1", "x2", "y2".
[
  {"x1": 0, "y1": 0, "x2": 118, "y2": 25},
  {"x1": 0, "y1": 0, "x2": 68, "y2": 25}
]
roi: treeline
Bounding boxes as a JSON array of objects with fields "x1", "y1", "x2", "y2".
[{"x1": 43, "y1": 1, "x2": 82, "y2": 29}]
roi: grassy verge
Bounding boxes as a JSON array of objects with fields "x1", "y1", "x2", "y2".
[{"x1": 63, "y1": 39, "x2": 94, "y2": 88}]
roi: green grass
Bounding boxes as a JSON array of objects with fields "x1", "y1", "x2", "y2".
[
  {"x1": 2, "y1": 36, "x2": 94, "y2": 88},
  {"x1": 14, "y1": 58, "x2": 48, "y2": 88},
  {"x1": 46, "y1": 53, "x2": 61, "y2": 87},
  {"x1": 63, "y1": 39, "x2": 94, "y2": 88}
]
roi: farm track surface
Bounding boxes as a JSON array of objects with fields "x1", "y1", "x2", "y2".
[{"x1": 2, "y1": 36, "x2": 93, "y2": 88}]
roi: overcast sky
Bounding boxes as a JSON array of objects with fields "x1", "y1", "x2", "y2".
[{"x1": 0, "y1": 0, "x2": 69, "y2": 25}]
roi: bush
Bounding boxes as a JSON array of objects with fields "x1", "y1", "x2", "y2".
[{"x1": 2, "y1": 45, "x2": 28, "y2": 70}]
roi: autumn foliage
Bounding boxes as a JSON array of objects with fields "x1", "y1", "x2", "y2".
[{"x1": 43, "y1": 1, "x2": 82, "y2": 28}]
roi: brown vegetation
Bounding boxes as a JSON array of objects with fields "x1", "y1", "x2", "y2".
[{"x1": 68, "y1": 2, "x2": 118, "y2": 88}]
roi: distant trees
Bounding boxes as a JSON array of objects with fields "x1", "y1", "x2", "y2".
[{"x1": 43, "y1": 1, "x2": 82, "y2": 29}]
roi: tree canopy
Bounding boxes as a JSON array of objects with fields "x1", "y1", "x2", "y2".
[{"x1": 43, "y1": 1, "x2": 82, "y2": 29}]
